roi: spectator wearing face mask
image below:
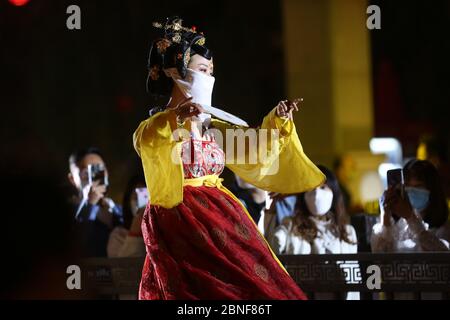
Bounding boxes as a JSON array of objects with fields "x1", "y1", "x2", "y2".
[
  {"x1": 68, "y1": 147, "x2": 123, "y2": 257},
  {"x1": 107, "y1": 175, "x2": 147, "y2": 258},
  {"x1": 371, "y1": 159, "x2": 450, "y2": 252},
  {"x1": 269, "y1": 165, "x2": 357, "y2": 255},
  {"x1": 268, "y1": 165, "x2": 358, "y2": 299}
]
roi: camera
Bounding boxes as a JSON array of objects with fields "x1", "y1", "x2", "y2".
[{"x1": 87, "y1": 164, "x2": 108, "y2": 186}]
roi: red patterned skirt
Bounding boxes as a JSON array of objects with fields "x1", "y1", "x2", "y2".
[{"x1": 138, "y1": 184, "x2": 307, "y2": 300}]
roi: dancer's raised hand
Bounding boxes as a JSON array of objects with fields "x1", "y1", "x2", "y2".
[
  {"x1": 169, "y1": 97, "x2": 205, "y2": 123},
  {"x1": 276, "y1": 98, "x2": 303, "y2": 120}
]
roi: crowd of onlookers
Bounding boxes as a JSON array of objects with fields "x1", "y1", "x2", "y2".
[
  {"x1": 5, "y1": 133, "x2": 442, "y2": 299},
  {"x1": 2, "y1": 133, "x2": 448, "y2": 299},
  {"x1": 66, "y1": 135, "x2": 450, "y2": 266}
]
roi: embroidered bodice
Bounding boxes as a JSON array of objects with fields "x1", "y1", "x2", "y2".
[{"x1": 181, "y1": 138, "x2": 225, "y2": 178}]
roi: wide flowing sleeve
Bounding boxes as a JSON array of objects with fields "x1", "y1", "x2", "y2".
[
  {"x1": 211, "y1": 107, "x2": 325, "y2": 194},
  {"x1": 133, "y1": 110, "x2": 184, "y2": 209}
]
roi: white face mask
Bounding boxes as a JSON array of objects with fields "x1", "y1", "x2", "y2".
[
  {"x1": 166, "y1": 67, "x2": 214, "y2": 125},
  {"x1": 304, "y1": 187, "x2": 334, "y2": 216},
  {"x1": 165, "y1": 67, "x2": 250, "y2": 127},
  {"x1": 167, "y1": 67, "x2": 215, "y2": 105}
]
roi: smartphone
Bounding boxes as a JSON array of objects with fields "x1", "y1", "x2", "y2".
[
  {"x1": 87, "y1": 164, "x2": 108, "y2": 186},
  {"x1": 387, "y1": 168, "x2": 403, "y2": 188},
  {"x1": 135, "y1": 188, "x2": 149, "y2": 209},
  {"x1": 386, "y1": 168, "x2": 404, "y2": 222}
]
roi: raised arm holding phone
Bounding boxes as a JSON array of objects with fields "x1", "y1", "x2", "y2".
[
  {"x1": 68, "y1": 147, "x2": 123, "y2": 257},
  {"x1": 372, "y1": 160, "x2": 450, "y2": 252}
]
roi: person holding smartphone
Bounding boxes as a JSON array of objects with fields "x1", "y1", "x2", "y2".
[
  {"x1": 268, "y1": 165, "x2": 359, "y2": 300},
  {"x1": 371, "y1": 159, "x2": 450, "y2": 253},
  {"x1": 68, "y1": 147, "x2": 123, "y2": 257}
]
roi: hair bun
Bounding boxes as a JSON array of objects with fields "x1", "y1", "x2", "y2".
[{"x1": 146, "y1": 16, "x2": 210, "y2": 96}]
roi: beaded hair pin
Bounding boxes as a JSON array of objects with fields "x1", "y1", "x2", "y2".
[{"x1": 152, "y1": 18, "x2": 206, "y2": 46}]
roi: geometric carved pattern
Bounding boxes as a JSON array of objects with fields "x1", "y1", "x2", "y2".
[
  {"x1": 81, "y1": 253, "x2": 450, "y2": 298},
  {"x1": 278, "y1": 253, "x2": 450, "y2": 293}
]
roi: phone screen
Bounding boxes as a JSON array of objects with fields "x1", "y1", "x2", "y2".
[
  {"x1": 386, "y1": 168, "x2": 404, "y2": 222},
  {"x1": 87, "y1": 164, "x2": 108, "y2": 186},
  {"x1": 387, "y1": 169, "x2": 403, "y2": 188},
  {"x1": 136, "y1": 188, "x2": 149, "y2": 209}
]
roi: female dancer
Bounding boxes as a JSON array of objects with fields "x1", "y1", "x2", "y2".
[{"x1": 134, "y1": 17, "x2": 325, "y2": 299}]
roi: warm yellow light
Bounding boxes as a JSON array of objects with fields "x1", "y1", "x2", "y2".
[{"x1": 416, "y1": 143, "x2": 428, "y2": 160}]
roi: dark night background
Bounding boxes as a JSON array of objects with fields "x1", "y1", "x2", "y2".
[
  {"x1": 371, "y1": 0, "x2": 450, "y2": 156},
  {"x1": 1, "y1": 0, "x2": 285, "y2": 198},
  {"x1": 1, "y1": 0, "x2": 449, "y2": 200}
]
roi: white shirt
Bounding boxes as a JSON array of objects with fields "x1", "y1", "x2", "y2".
[
  {"x1": 107, "y1": 227, "x2": 146, "y2": 258},
  {"x1": 371, "y1": 211, "x2": 450, "y2": 253},
  {"x1": 270, "y1": 217, "x2": 357, "y2": 255},
  {"x1": 370, "y1": 211, "x2": 449, "y2": 300},
  {"x1": 269, "y1": 217, "x2": 359, "y2": 300}
]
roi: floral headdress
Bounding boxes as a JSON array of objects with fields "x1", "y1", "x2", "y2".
[{"x1": 146, "y1": 16, "x2": 209, "y2": 96}]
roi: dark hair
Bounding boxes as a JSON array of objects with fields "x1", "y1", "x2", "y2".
[
  {"x1": 191, "y1": 43, "x2": 213, "y2": 60},
  {"x1": 146, "y1": 17, "x2": 213, "y2": 96},
  {"x1": 122, "y1": 174, "x2": 146, "y2": 230},
  {"x1": 68, "y1": 147, "x2": 104, "y2": 168},
  {"x1": 287, "y1": 165, "x2": 355, "y2": 244},
  {"x1": 403, "y1": 159, "x2": 449, "y2": 228},
  {"x1": 146, "y1": 42, "x2": 213, "y2": 97}
]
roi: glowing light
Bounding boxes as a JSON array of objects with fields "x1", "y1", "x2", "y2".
[
  {"x1": 416, "y1": 143, "x2": 427, "y2": 160},
  {"x1": 370, "y1": 138, "x2": 400, "y2": 154},
  {"x1": 369, "y1": 137, "x2": 403, "y2": 165},
  {"x1": 8, "y1": 0, "x2": 30, "y2": 6},
  {"x1": 359, "y1": 171, "x2": 384, "y2": 203}
]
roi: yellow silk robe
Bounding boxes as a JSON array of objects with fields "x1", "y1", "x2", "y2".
[{"x1": 133, "y1": 107, "x2": 325, "y2": 209}]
